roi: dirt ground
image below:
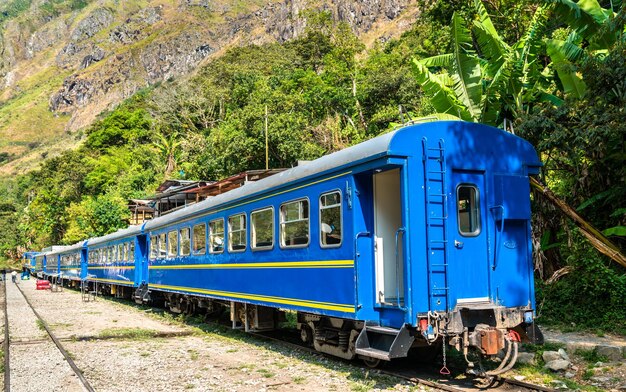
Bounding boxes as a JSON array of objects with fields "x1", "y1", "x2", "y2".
[{"x1": 12, "y1": 279, "x2": 417, "y2": 392}]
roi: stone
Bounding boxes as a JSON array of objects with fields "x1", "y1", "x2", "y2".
[
  {"x1": 594, "y1": 361, "x2": 605, "y2": 367},
  {"x1": 564, "y1": 372, "x2": 576, "y2": 378},
  {"x1": 516, "y1": 352, "x2": 537, "y2": 365},
  {"x1": 550, "y1": 380, "x2": 569, "y2": 390},
  {"x1": 545, "y1": 359, "x2": 571, "y2": 371},
  {"x1": 558, "y1": 348, "x2": 570, "y2": 361},
  {"x1": 591, "y1": 376, "x2": 610, "y2": 383},
  {"x1": 513, "y1": 375, "x2": 526, "y2": 381},
  {"x1": 543, "y1": 350, "x2": 562, "y2": 363},
  {"x1": 596, "y1": 345, "x2": 623, "y2": 362},
  {"x1": 618, "y1": 384, "x2": 626, "y2": 391}
]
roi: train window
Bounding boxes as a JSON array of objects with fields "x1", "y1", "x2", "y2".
[
  {"x1": 118, "y1": 244, "x2": 124, "y2": 262},
  {"x1": 193, "y1": 223, "x2": 207, "y2": 255},
  {"x1": 457, "y1": 185, "x2": 481, "y2": 236},
  {"x1": 209, "y1": 219, "x2": 224, "y2": 254},
  {"x1": 168, "y1": 230, "x2": 178, "y2": 258},
  {"x1": 159, "y1": 233, "x2": 167, "y2": 259},
  {"x1": 320, "y1": 191, "x2": 342, "y2": 247},
  {"x1": 180, "y1": 228, "x2": 190, "y2": 256},
  {"x1": 150, "y1": 236, "x2": 158, "y2": 260},
  {"x1": 228, "y1": 214, "x2": 247, "y2": 252},
  {"x1": 129, "y1": 241, "x2": 135, "y2": 262},
  {"x1": 280, "y1": 199, "x2": 309, "y2": 248},
  {"x1": 251, "y1": 207, "x2": 274, "y2": 250}
]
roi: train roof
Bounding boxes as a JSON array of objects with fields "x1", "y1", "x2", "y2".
[
  {"x1": 81, "y1": 120, "x2": 540, "y2": 239},
  {"x1": 87, "y1": 225, "x2": 143, "y2": 247},
  {"x1": 143, "y1": 123, "x2": 400, "y2": 231}
]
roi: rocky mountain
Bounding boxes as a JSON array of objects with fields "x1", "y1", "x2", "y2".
[{"x1": 0, "y1": 0, "x2": 420, "y2": 175}]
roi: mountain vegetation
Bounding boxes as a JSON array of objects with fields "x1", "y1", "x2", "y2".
[{"x1": 0, "y1": 0, "x2": 624, "y2": 333}]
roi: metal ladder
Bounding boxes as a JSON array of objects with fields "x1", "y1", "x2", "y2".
[{"x1": 422, "y1": 137, "x2": 450, "y2": 311}]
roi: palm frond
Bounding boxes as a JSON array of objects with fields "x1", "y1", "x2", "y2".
[
  {"x1": 411, "y1": 58, "x2": 474, "y2": 121},
  {"x1": 546, "y1": 39, "x2": 587, "y2": 98},
  {"x1": 419, "y1": 53, "x2": 454, "y2": 68},
  {"x1": 451, "y1": 12, "x2": 482, "y2": 120}
]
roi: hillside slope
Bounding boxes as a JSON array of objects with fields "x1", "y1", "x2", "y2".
[{"x1": 0, "y1": 0, "x2": 420, "y2": 175}]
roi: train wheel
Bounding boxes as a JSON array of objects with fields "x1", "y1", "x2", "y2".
[
  {"x1": 300, "y1": 325, "x2": 313, "y2": 345},
  {"x1": 362, "y1": 357, "x2": 381, "y2": 368}
]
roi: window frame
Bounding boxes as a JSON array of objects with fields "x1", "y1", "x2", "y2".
[
  {"x1": 319, "y1": 190, "x2": 343, "y2": 248},
  {"x1": 158, "y1": 232, "x2": 167, "y2": 259},
  {"x1": 228, "y1": 213, "x2": 247, "y2": 253},
  {"x1": 456, "y1": 184, "x2": 482, "y2": 237},
  {"x1": 192, "y1": 223, "x2": 207, "y2": 255},
  {"x1": 209, "y1": 218, "x2": 225, "y2": 254},
  {"x1": 167, "y1": 229, "x2": 179, "y2": 258},
  {"x1": 279, "y1": 197, "x2": 310, "y2": 249},
  {"x1": 179, "y1": 227, "x2": 191, "y2": 257},
  {"x1": 251, "y1": 207, "x2": 275, "y2": 251},
  {"x1": 149, "y1": 235, "x2": 158, "y2": 261},
  {"x1": 129, "y1": 241, "x2": 135, "y2": 262}
]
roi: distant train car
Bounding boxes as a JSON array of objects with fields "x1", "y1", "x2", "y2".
[
  {"x1": 22, "y1": 251, "x2": 39, "y2": 274},
  {"x1": 38, "y1": 120, "x2": 542, "y2": 373},
  {"x1": 42, "y1": 247, "x2": 64, "y2": 280},
  {"x1": 84, "y1": 226, "x2": 144, "y2": 298},
  {"x1": 59, "y1": 242, "x2": 86, "y2": 286}
]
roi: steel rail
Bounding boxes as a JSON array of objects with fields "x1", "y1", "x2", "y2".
[
  {"x1": 14, "y1": 283, "x2": 95, "y2": 392},
  {"x1": 3, "y1": 281, "x2": 10, "y2": 392}
]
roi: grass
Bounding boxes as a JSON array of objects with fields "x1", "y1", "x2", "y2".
[
  {"x1": 98, "y1": 327, "x2": 161, "y2": 340},
  {"x1": 188, "y1": 349, "x2": 199, "y2": 360},
  {"x1": 256, "y1": 368, "x2": 275, "y2": 378},
  {"x1": 575, "y1": 348, "x2": 609, "y2": 364},
  {"x1": 35, "y1": 319, "x2": 46, "y2": 331}
]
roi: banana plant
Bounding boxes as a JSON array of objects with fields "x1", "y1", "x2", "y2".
[
  {"x1": 544, "y1": 0, "x2": 624, "y2": 98},
  {"x1": 411, "y1": 0, "x2": 556, "y2": 128}
]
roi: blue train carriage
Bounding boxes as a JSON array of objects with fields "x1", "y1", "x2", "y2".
[
  {"x1": 22, "y1": 251, "x2": 39, "y2": 275},
  {"x1": 85, "y1": 225, "x2": 144, "y2": 298},
  {"x1": 138, "y1": 120, "x2": 540, "y2": 371},
  {"x1": 33, "y1": 253, "x2": 45, "y2": 279},
  {"x1": 42, "y1": 246, "x2": 68, "y2": 282},
  {"x1": 58, "y1": 242, "x2": 87, "y2": 288}
]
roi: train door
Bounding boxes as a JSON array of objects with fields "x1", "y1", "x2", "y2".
[
  {"x1": 449, "y1": 170, "x2": 490, "y2": 303},
  {"x1": 373, "y1": 168, "x2": 404, "y2": 306}
]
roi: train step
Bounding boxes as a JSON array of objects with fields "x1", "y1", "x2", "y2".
[{"x1": 355, "y1": 324, "x2": 414, "y2": 361}]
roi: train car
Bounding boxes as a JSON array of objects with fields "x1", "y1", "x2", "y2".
[
  {"x1": 85, "y1": 225, "x2": 145, "y2": 298},
  {"x1": 42, "y1": 246, "x2": 67, "y2": 281},
  {"x1": 135, "y1": 120, "x2": 541, "y2": 372},
  {"x1": 22, "y1": 251, "x2": 39, "y2": 274},
  {"x1": 59, "y1": 242, "x2": 87, "y2": 287},
  {"x1": 33, "y1": 253, "x2": 45, "y2": 278}
]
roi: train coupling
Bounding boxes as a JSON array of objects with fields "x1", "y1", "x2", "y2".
[{"x1": 468, "y1": 324, "x2": 505, "y2": 355}]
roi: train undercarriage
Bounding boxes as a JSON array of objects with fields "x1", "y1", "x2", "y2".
[{"x1": 42, "y1": 276, "x2": 541, "y2": 375}]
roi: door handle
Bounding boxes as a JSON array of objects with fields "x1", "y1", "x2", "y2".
[{"x1": 454, "y1": 240, "x2": 464, "y2": 249}]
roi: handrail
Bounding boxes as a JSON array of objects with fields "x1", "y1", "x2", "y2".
[
  {"x1": 395, "y1": 227, "x2": 406, "y2": 307},
  {"x1": 354, "y1": 232, "x2": 371, "y2": 309},
  {"x1": 490, "y1": 205, "x2": 505, "y2": 271}
]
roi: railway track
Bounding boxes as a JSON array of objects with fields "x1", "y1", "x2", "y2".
[
  {"x1": 3, "y1": 281, "x2": 10, "y2": 392},
  {"x1": 242, "y1": 328, "x2": 556, "y2": 392},
  {"x1": 6, "y1": 282, "x2": 95, "y2": 392}
]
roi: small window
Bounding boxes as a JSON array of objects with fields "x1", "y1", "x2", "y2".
[
  {"x1": 320, "y1": 191, "x2": 342, "y2": 247},
  {"x1": 251, "y1": 208, "x2": 274, "y2": 250},
  {"x1": 159, "y1": 233, "x2": 167, "y2": 259},
  {"x1": 280, "y1": 199, "x2": 309, "y2": 247},
  {"x1": 180, "y1": 228, "x2": 191, "y2": 256},
  {"x1": 193, "y1": 223, "x2": 207, "y2": 255},
  {"x1": 168, "y1": 230, "x2": 178, "y2": 258},
  {"x1": 457, "y1": 185, "x2": 481, "y2": 236},
  {"x1": 209, "y1": 219, "x2": 224, "y2": 253},
  {"x1": 150, "y1": 236, "x2": 158, "y2": 260},
  {"x1": 109, "y1": 246, "x2": 115, "y2": 263},
  {"x1": 118, "y1": 244, "x2": 124, "y2": 262},
  {"x1": 228, "y1": 214, "x2": 247, "y2": 252},
  {"x1": 129, "y1": 241, "x2": 135, "y2": 262}
]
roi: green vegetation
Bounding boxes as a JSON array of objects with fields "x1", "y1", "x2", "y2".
[
  {"x1": 98, "y1": 327, "x2": 161, "y2": 340},
  {"x1": 0, "y1": 1, "x2": 625, "y2": 335}
]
